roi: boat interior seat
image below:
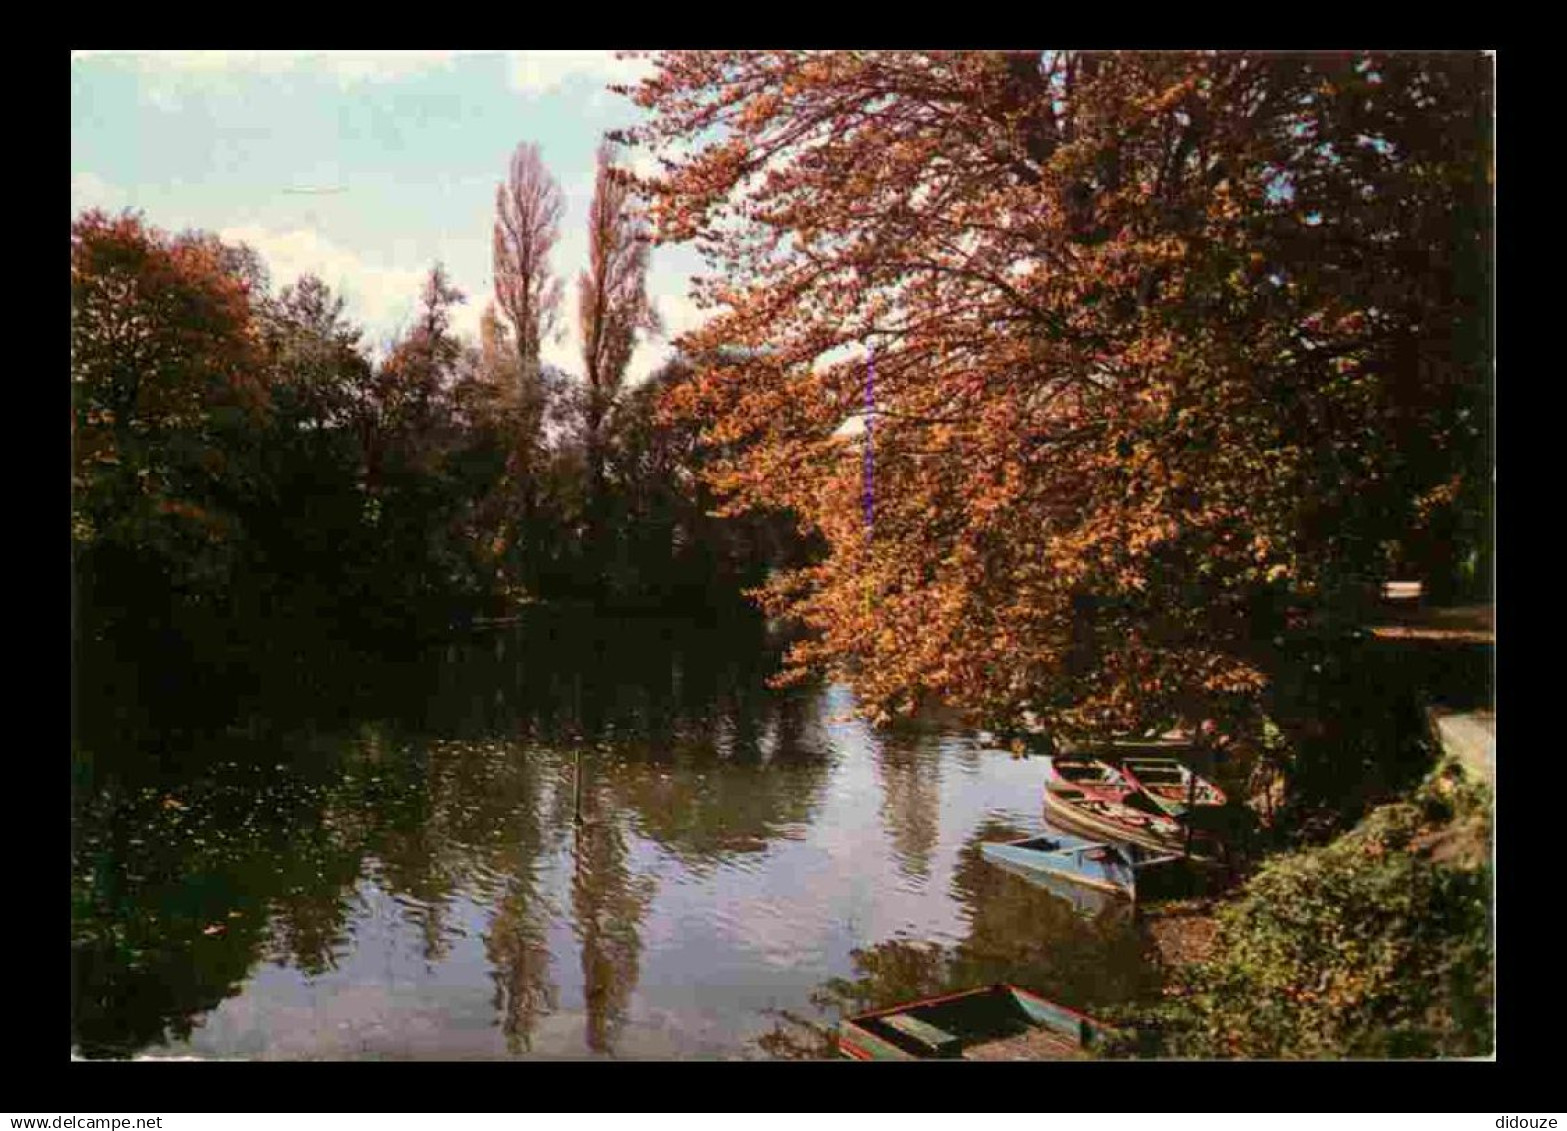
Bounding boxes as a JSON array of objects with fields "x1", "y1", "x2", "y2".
[{"x1": 883, "y1": 1012, "x2": 964, "y2": 1056}]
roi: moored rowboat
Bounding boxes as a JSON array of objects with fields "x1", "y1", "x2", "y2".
[
  {"x1": 838, "y1": 984, "x2": 1110, "y2": 1061},
  {"x1": 1044, "y1": 755, "x2": 1137, "y2": 805},
  {"x1": 1118, "y1": 756, "x2": 1227, "y2": 818},
  {"x1": 980, "y1": 831, "x2": 1183, "y2": 903},
  {"x1": 1043, "y1": 785, "x2": 1216, "y2": 860}
]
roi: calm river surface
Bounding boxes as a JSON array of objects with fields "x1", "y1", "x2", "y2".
[{"x1": 72, "y1": 611, "x2": 1157, "y2": 1059}]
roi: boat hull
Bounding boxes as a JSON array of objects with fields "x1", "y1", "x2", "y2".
[
  {"x1": 838, "y1": 984, "x2": 1109, "y2": 1061},
  {"x1": 981, "y1": 832, "x2": 1190, "y2": 910},
  {"x1": 1045, "y1": 756, "x2": 1135, "y2": 805},
  {"x1": 1118, "y1": 756, "x2": 1227, "y2": 818},
  {"x1": 1043, "y1": 788, "x2": 1213, "y2": 860},
  {"x1": 990, "y1": 857, "x2": 1127, "y2": 917},
  {"x1": 980, "y1": 836, "x2": 1134, "y2": 897}
]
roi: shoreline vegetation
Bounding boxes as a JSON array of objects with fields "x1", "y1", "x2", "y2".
[
  {"x1": 1128, "y1": 737, "x2": 1492, "y2": 1058},
  {"x1": 74, "y1": 50, "x2": 1492, "y2": 1060},
  {"x1": 752, "y1": 631, "x2": 1494, "y2": 1060}
]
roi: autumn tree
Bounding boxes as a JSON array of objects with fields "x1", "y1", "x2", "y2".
[
  {"x1": 620, "y1": 51, "x2": 1492, "y2": 738},
  {"x1": 240, "y1": 273, "x2": 379, "y2": 631},
  {"x1": 576, "y1": 140, "x2": 662, "y2": 589},
  {"x1": 259, "y1": 273, "x2": 371, "y2": 433},
  {"x1": 449, "y1": 304, "x2": 526, "y2": 591},
  {"x1": 384, "y1": 263, "x2": 465, "y2": 435},
  {"x1": 606, "y1": 357, "x2": 817, "y2": 609},
  {"x1": 72, "y1": 209, "x2": 270, "y2": 636},
  {"x1": 447, "y1": 302, "x2": 573, "y2": 605},
  {"x1": 471, "y1": 301, "x2": 523, "y2": 422}
]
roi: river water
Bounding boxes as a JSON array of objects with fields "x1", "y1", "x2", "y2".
[{"x1": 72, "y1": 611, "x2": 1157, "y2": 1059}]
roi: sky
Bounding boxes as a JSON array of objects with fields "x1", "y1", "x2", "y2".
[{"x1": 70, "y1": 50, "x2": 710, "y2": 384}]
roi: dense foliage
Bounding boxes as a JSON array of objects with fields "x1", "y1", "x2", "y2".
[
  {"x1": 73, "y1": 198, "x2": 796, "y2": 697},
  {"x1": 72, "y1": 212, "x2": 268, "y2": 624},
  {"x1": 1117, "y1": 758, "x2": 1492, "y2": 1058},
  {"x1": 621, "y1": 50, "x2": 1492, "y2": 737}
]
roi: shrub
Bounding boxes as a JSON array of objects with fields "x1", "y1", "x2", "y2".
[{"x1": 1119, "y1": 761, "x2": 1492, "y2": 1058}]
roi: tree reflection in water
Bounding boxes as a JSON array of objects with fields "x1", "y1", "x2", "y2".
[
  {"x1": 72, "y1": 608, "x2": 812, "y2": 1056},
  {"x1": 71, "y1": 733, "x2": 382, "y2": 1058},
  {"x1": 569, "y1": 793, "x2": 656, "y2": 1054},
  {"x1": 466, "y1": 746, "x2": 561, "y2": 1054},
  {"x1": 755, "y1": 817, "x2": 1159, "y2": 1059},
  {"x1": 559, "y1": 625, "x2": 832, "y2": 1052},
  {"x1": 873, "y1": 730, "x2": 944, "y2": 881},
  {"x1": 73, "y1": 609, "x2": 1150, "y2": 1060}
]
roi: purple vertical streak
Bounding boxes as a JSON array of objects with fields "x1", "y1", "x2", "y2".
[{"x1": 864, "y1": 346, "x2": 875, "y2": 536}]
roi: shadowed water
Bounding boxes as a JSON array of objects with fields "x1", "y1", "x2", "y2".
[{"x1": 72, "y1": 609, "x2": 1157, "y2": 1059}]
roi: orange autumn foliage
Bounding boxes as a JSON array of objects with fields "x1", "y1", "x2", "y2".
[
  {"x1": 620, "y1": 51, "x2": 1491, "y2": 737},
  {"x1": 72, "y1": 210, "x2": 270, "y2": 581}
]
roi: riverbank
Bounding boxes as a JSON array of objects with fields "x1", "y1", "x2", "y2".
[
  {"x1": 1142, "y1": 690, "x2": 1493, "y2": 970},
  {"x1": 1124, "y1": 734, "x2": 1492, "y2": 1058},
  {"x1": 1142, "y1": 898, "x2": 1223, "y2": 969}
]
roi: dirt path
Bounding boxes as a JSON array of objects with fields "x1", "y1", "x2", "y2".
[{"x1": 1142, "y1": 899, "x2": 1221, "y2": 968}]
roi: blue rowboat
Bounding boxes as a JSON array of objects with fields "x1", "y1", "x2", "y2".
[
  {"x1": 838, "y1": 984, "x2": 1111, "y2": 1061},
  {"x1": 981, "y1": 831, "x2": 1184, "y2": 904}
]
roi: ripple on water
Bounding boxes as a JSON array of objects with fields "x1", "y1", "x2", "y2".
[{"x1": 74, "y1": 653, "x2": 1159, "y2": 1060}]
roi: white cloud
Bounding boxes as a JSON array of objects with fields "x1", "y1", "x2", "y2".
[
  {"x1": 628, "y1": 146, "x2": 665, "y2": 183},
  {"x1": 219, "y1": 224, "x2": 429, "y2": 347},
  {"x1": 504, "y1": 51, "x2": 651, "y2": 97},
  {"x1": 621, "y1": 284, "x2": 715, "y2": 386},
  {"x1": 561, "y1": 171, "x2": 599, "y2": 213},
  {"x1": 448, "y1": 295, "x2": 486, "y2": 348},
  {"x1": 310, "y1": 51, "x2": 460, "y2": 85},
  {"x1": 72, "y1": 171, "x2": 126, "y2": 215},
  {"x1": 543, "y1": 322, "x2": 581, "y2": 375},
  {"x1": 654, "y1": 288, "x2": 712, "y2": 341},
  {"x1": 75, "y1": 51, "x2": 459, "y2": 109},
  {"x1": 76, "y1": 50, "x2": 458, "y2": 84}
]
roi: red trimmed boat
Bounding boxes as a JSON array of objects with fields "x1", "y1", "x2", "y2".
[
  {"x1": 837, "y1": 984, "x2": 1110, "y2": 1061},
  {"x1": 1042, "y1": 786, "x2": 1210, "y2": 858},
  {"x1": 1044, "y1": 755, "x2": 1137, "y2": 805}
]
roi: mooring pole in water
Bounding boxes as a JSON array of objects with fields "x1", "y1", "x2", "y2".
[
  {"x1": 1183, "y1": 761, "x2": 1198, "y2": 859},
  {"x1": 574, "y1": 747, "x2": 583, "y2": 825}
]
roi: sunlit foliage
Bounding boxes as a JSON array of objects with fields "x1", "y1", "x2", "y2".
[{"x1": 623, "y1": 51, "x2": 1492, "y2": 737}]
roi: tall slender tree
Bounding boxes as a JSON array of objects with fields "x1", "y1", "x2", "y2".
[
  {"x1": 494, "y1": 143, "x2": 566, "y2": 592},
  {"x1": 577, "y1": 141, "x2": 662, "y2": 590},
  {"x1": 494, "y1": 143, "x2": 565, "y2": 385}
]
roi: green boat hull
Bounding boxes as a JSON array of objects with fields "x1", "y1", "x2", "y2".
[{"x1": 838, "y1": 984, "x2": 1109, "y2": 1061}]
